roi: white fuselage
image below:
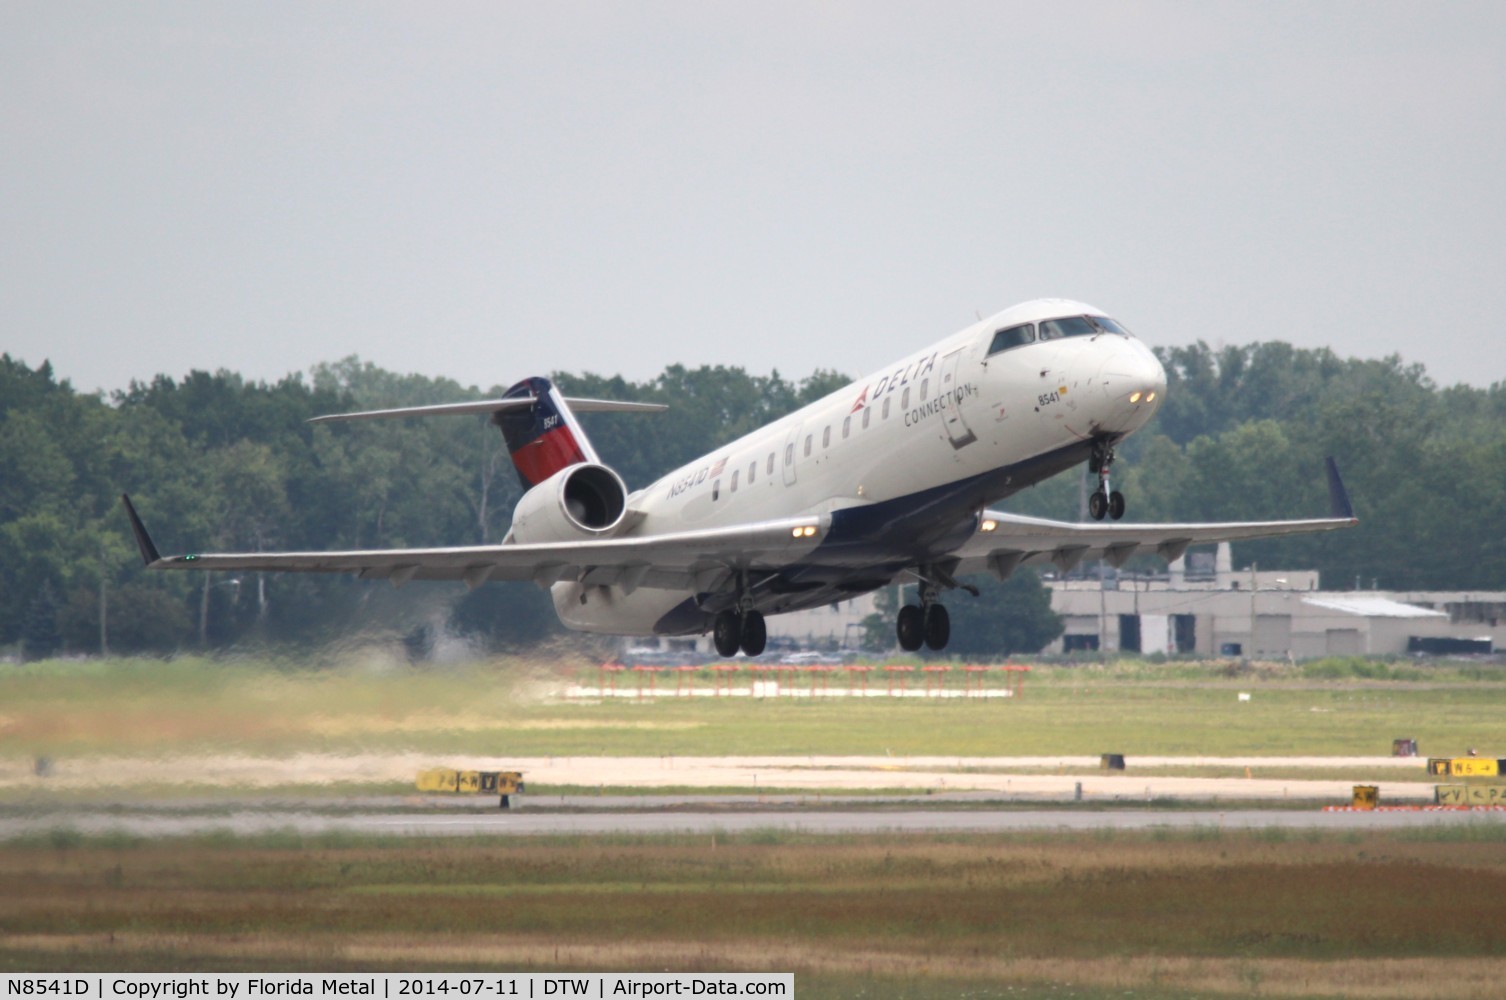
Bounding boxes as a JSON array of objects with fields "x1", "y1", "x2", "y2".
[{"x1": 552, "y1": 298, "x2": 1167, "y2": 635}]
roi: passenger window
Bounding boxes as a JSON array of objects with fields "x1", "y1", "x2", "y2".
[
  {"x1": 769, "y1": 453, "x2": 776, "y2": 475},
  {"x1": 988, "y1": 323, "x2": 1035, "y2": 355},
  {"x1": 822, "y1": 426, "x2": 831, "y2": 448},
  {"x1": 784, "y1": 444, "x2": 793, "y2": 466},
  {"x1": 749, "y1": 460, "x2": 757, "y2": 484},
  {"x1": 712, "y1": 479, "x2": 720, "y2": 501},
  {"x1": 920, "y1": 378, "x2": 928, "y2": 402},
  {"x1": 882, "y1": 398, "x2": 891, "y2": 419},
  {"x1": 901, "y1": 387, "x2": 910, "y2": 409},
  {"x1": 804, "y1": 434, "x2": 812, "y2": 457},
  {"x1": 731, "y1": 470, "x2": 739, "y2": 492},
  {"x1": 862, "y1": 408, "x2": 871, "y2": 429},
  {"x1": 842, "y1": 416, "x2": 851, "y2": 438}
]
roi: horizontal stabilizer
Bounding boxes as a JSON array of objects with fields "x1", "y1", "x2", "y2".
[{"x1": 308, "y1": 397, "x2": 666, "y2": 424}]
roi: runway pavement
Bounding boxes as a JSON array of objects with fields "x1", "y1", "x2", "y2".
[
  {"x1": 4, "y1": 752, "x2": 1484, "y2": 841},
  {"x1": 1, "y1": 797, "x2": 1502, "y2": 839},
  {"x1": 2, "y1": 751, "x2": 1437, "y2": 801}
]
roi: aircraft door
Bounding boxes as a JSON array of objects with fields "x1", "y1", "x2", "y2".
[
  {"x1": 781, "y1": 423, "x2": 801, "y2": 486},
  {"x1": 940, "y1": 349, "x2": 978, "y2": 449}
]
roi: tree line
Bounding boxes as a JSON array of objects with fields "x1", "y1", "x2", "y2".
[{"x1": 1, "y1": 340, "x2": 1500, "y2": 659}]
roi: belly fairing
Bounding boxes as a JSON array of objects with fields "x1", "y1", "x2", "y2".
[{"x1": 551, "y1": 581, "x2": 696, "y2": 636}]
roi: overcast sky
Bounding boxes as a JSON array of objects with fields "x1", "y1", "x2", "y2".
[{"x1": 4, "y1": 2, "x2": 1503, "y2": 398}]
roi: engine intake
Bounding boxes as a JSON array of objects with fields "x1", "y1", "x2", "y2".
[{"x1": 510, "y1": 462, "x2": 628, "y2": 544}]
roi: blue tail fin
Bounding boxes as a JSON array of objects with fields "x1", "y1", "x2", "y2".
[{"x1": 494, "y1": 377, "x2": 601, "y2": 489}]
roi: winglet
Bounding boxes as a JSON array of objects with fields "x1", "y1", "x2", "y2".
[
  {"x1": 1324, "y1": 457, "x2": 1356, "y2": 521},
  {"x1": 120, "y1": 494, "x2": 162, "y2": 566}
]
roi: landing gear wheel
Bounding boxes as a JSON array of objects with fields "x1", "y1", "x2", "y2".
[
  {"x1": 923, "y1": 603, "x2": 950, "y2": 651},
  {"x1": 1088, "y1": 490, "x2": 1108, "y2": 521},
  {"x1": 712, "y1": 610, "x2": 742, "y2": 658},
  {"x1": 1089, "y1": 438, "x2": 1122, "y2": 522},
  {"x1": 897, "y1": 604, "x2": 925, "y2": 652},
  {"x1": 739, "y1": 610, "x2": 767, "y2": 657}
]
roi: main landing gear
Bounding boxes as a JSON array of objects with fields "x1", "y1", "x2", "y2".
[
  {"x1": 897, "y1": 602, "x2": 950, "y2": 652},
  {"x1": 1088, "y1": 439, "x2": 1126, "y2": 521},
  {"x1": 712, "y1": 608, "x2": 767, "y2": 658},
  {"x1": 897, "y1": 579, "x2": 954, "y2": 652}
]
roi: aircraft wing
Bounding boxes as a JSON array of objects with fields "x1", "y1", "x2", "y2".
[
  {"x1": 123, "y1": 458, "x2": 1357, "y2": 595},
  {"x1": 951, "y1": 457, "x2": 1358, "y2": 579},
  {"x1": 121, "y1": 494, "x2": 825, "y2": 594}
]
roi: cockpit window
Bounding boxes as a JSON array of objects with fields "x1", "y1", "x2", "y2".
[
  {"x1": 987, "y1": 315, "x2": 1131, "y2": 354},
  {"x1": 1090, "y1": 315, "x2": 1131, "y2": 335},
  {"x1": 1039, "y1": 316, "x2": 1101, "y2": 340},
  {"x1": 987, "y1": 323, "x2": 1035, "y2": 356}
]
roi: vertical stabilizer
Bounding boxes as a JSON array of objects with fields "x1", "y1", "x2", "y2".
[{"x1": 494, "y1": 377, "x2": 602, "y2": 488}]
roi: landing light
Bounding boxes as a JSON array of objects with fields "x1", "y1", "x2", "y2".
[
  {"x1": 980, "y1": 519, "x2": 998, "y2": 533},
  {"x1": 1129, "y1": 391, "x2": 1143, "y2": 404},
  {"x1": 1146, "y1": 391, "x2": 1157, "y2": 402},
  {"x1": 791, "y1": 525, "x2": 818, "y2": 538}
]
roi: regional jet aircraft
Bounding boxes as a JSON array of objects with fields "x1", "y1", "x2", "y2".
[{"x1": 122, "y1": 299, "x2": 1356, "y2": 655}]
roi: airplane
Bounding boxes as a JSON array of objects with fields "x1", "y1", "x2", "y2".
[{"x1": 121, "y1": 298, "x2": 1357, "y2": 656}]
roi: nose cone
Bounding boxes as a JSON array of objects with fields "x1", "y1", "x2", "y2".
[{"x1": 1095, "y1": 338, "x2": 1166, "y2": 434}]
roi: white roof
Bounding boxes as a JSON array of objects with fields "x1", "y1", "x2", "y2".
[
  {"x1": 1301, "y1": 595, "x2": 1448, "y2": 619},
  {"x1": 989, "y1": 298, "x2": 1109, "y2": 327}
]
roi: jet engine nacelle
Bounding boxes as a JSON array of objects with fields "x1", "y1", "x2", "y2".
[{"x1": 510, "y1": 462, "x2": 629, "y2": 544}]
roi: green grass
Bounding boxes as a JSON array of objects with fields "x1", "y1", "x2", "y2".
[
  {"x1": 3, "y1": 654, "x2": 1503, "y2": 760},
  {"x1": 2, "y1": 829, "x2": 1503, "y2": 997}
]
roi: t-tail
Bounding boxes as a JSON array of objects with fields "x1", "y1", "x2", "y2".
[{"x1": 306, "y1": 379, "x2": 665, "y2": 491}]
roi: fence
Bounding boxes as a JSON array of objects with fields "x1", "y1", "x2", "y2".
[{"x1": 575, "y1": 661, "x2": 1030, "y2": 699}]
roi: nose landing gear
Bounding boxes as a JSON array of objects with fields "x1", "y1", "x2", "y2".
[
  {"x1": 1088, "y1": 439, "x2": 1126, "y2": 521},
  {"x1": 1088, "y1": 488, "x2": 1125, "y2": 521}
]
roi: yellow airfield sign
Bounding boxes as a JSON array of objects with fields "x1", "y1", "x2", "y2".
[
  {"x1": 1436, "y1": 784, "x2": 1506, "y2": 806},
  {"x1": 1427, "y1": 758, "x2": 1503, "y2": 779}
]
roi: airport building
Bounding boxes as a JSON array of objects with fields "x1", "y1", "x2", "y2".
[{"x1": 1047, "y1": 544, "x2": 1503, "y2": 658}]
